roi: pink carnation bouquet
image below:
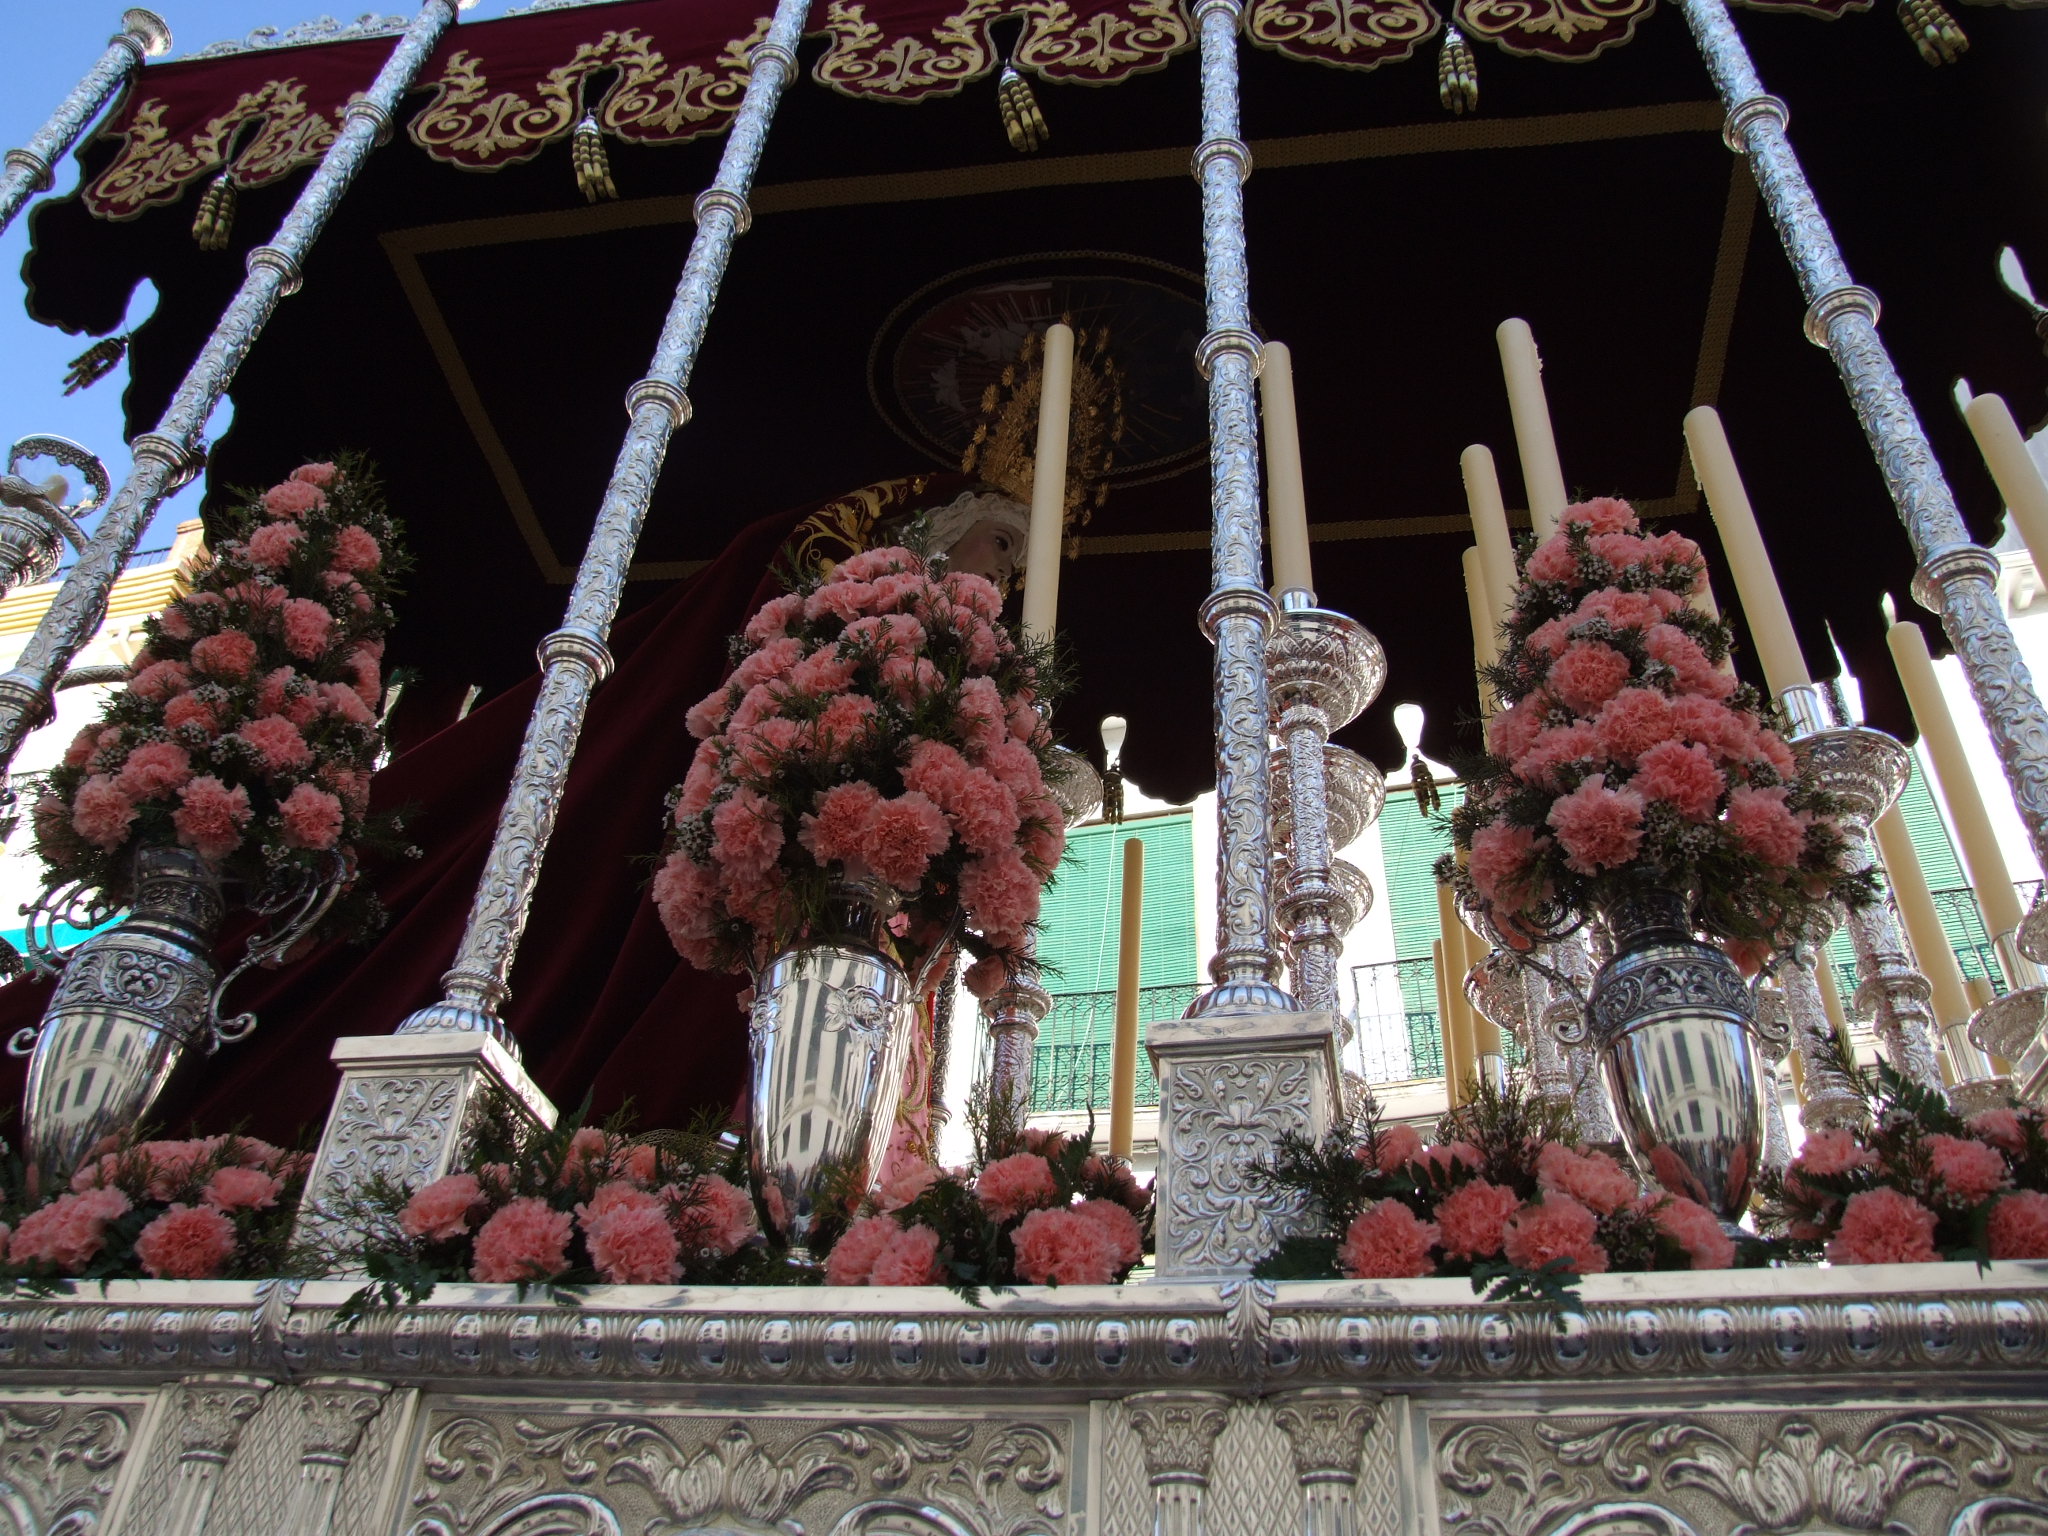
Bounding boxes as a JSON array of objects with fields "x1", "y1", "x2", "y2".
[
  {"x1": 1446, "y1": 497, "x2": 1874, "y2": 961},
  {"x1": 818, "y1": 1099, "x2": 1150, "y2": 1290},
  {"x1": 1252, "y1": 1079, "x2": 1739, "y2": 1300},
  {"x1": 2, "y1": 1131, "x2": 309, "y2": 1286},
  {"x1": 654, "y1": 545, "x2": 1065, "y2": 978},
  {"x1": 1759, "y1": 1050, "x2": 2048, "y2": 1266},
  {"x1": 37, "y1": 456, "x2": 410, "y2": 939}
]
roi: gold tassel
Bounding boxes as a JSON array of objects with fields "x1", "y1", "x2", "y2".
[
  {"x1": 62, "y1": 334, "x2": 129, "y2": 395},
  {"x1": 191, "y1": 170, "x2": 237, "y2": 251},
  {"x1": 571, "y1": 114, "x2": 617, "y2": 202},
  {"x1": 1898, "y1": 0, "x2": 1966, "y2": 65},
  {"x1": 1438, "y1": 26, "x2": 1478, "y2": 115},
  {"x1": 998, "y1": 65, "x2": 1048, "y2": 153}
]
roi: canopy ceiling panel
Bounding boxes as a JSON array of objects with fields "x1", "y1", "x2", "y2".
[{"x1": 21, "y1": 0, "x2": 2048, "y2": 801}]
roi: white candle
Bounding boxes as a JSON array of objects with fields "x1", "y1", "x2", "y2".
[
  {"x1": 1461, "y1": 443, "x2": 1517, "y2": 622},
  {"x1": 1685, "y1": 406, "x2": 1811, "y2": 697},
  {"x1": 1963, "y1": 392, "x2": 2048, "y2": 581},
  {"x1": 1021, "y1": 322, "x2": 1075, "y2": 644},
  {"x1": 1463, "y1": 545, "x2": 1498, "y2": 725},
  {"x1": 1497, "y1": 319, "x2": 1567, "y2": 539},
  {"x1": 1261, "y1": 341, "x2": 1314, "y2": 599}
]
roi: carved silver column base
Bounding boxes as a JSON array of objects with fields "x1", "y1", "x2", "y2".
[
  {"x1": 288, "y1": 1377, "x2": 391, "y2": 1536},
  {"x1": 1147, "y1": 1008, "x2": 1340, "y2": 1280},
  {"x1": 1270, "y1": 1386, "x2": 1383, "y2": 1536},
  {"x1": 165, "y1": 1373, "x2": 271, "y2": 1536},
  {"x1": 1124, "y1": 1390, "x2": 1232, "y2": 1536},
  {"x1": 1973, "y1": 985, "x2": 2047, "y2": 1064},
  {"x1": 1782, "y1": 953, "x2": 1866, "y2": 1132},
  {"x1": 294, "y1": 1032, "x2": 558, "y2": 1262},
  {"x1": 984, "y1": 968, "x2": 1050, "y2": 1112}
]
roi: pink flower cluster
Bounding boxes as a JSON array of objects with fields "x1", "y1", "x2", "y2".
[
  {"x1": 38, "y1": 458, "x2": 400, "y2": 906},
  {"x1": 657, "y1": 547, "x2": 1063, "y2": 972}
]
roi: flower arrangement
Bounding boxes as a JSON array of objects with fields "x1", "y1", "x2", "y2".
[
  {"x1": 1252, "y1": 1081, "x2": 1742, "y2": 1302},
  {"x1": 818, "y1": 1099, "x2": 1150, "y2": 1291},
  {"x1": 36, "y1": 456, "x2": 409, "y2": 931},
  {"x1": 1444, "y1": 497, "x2": 1873, "y2": 958},
  {"x1": 655, "y1": 545, "x2": 1065, "y2": 983},
  {"x1": 1760, "y1": 1052, "x2": 2048, "y2": 1265},
  {"x1": 1, "y1": 1133, "x2": 308, "y2": 1286}
]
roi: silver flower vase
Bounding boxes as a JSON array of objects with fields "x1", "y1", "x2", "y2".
[
  {"x1": 1586, "y1": 883, "x2": 1782, "y2": 1227},
  {"x1": 746, "y1": 874, "x2": 954, "y2": 1262},
  {"x1": 15, "y1": 846, "x2": 224, "y2": 1182}
]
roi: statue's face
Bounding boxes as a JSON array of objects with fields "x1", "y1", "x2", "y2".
[{"x1": 945, "y1": 518, "x2": 1021, "y2": 590}]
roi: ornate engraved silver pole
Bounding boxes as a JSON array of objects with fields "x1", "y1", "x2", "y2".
[
  {"x1": 1186, "y1": 0, "x2": 1292, "y2": 1020},
  {"x1": 1681, "y1": 0, "x2": 2048, "y2": 880},
  {"x1": 1779, "y1": 938, "x2": 1867, "y2": 1131},
  {"x1": 0, "y1": 1, "x2": 460, "y2": 779},
  {"x1": 0, "y1": 10, "x2": 171, "y2": 237}
]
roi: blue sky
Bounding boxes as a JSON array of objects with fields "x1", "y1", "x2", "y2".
[{"x1": 0, "y1": 2, "x2": 532, "y2": 564}]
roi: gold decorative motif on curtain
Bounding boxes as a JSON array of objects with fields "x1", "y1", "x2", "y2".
[
  {"x1": 814, "y1": 0, "x2": 1190, "y2": 99},
  {"x1": 87, "y1": 80, "x2": 341, "y2": 220},
  {"x1": 1013, "y1": 0, "x2": 1190, "y2": 81},
  {"x1": 812, "y1": 0, "x2": 1001, "y2": 100},
  {"x1": 1453, "y1": 0, "x2": 1653, "y2": 57},
  {"x1": 782, "y1": 476, "x2": 937, "y2": 580},
  {"x1": 1244, "y1": 0, "x2": 1439, "y2": 67}
]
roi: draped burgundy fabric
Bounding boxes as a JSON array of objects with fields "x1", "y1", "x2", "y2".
[{"x1": 0, "y1": 503, "x2": 811, "y2": 1145}]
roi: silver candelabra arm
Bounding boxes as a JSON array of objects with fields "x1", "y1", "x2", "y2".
[{"x1": 207, "y1": 852, "x2": 349, "y2": 1050}]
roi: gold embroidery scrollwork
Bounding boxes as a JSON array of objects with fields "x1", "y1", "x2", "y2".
[
  {"x1": 1245, "y1": 0, "x2": 1438, "y2": 67},
  {"x1": 812, "y1": 0, "x2": 1002, "y2": 101},
  {"x1": 85, "y1": 80, "x2": 340, "y2": 220},
  {"x1": 1014, "y1": 0, "x2": 1193, "y2": 82},
  {"x1": 602, "y1": 20, "x2": 769, "y2": 141},
  {"x1": 1453, "y1": 0, "x2": 1652, "y2": 59}
]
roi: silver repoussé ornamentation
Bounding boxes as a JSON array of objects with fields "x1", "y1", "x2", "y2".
[
  {"x1": 294, "y1": 1070, "x2": 464, "y2": 1251},
  {"x1": 0, "y1": 12, "x2": 170, "y2": 235},
  {"x1": 1680, "y1": 0, "x2": 2048, "y2": 881},
  {"x1": 1162, "y1": 1055, "x2": 1314, "y2": 1274},
  {"x1": 1775, "y1": 911, "x2": 1867, "y2": 1131},
  {"x1": 1270, "y1": 1387, "x2": 1383, "y2": 1536},
  {"x1": 164, "y1": 1373, "x2": 273, "y2": 1536},
  {"x1": 191, "y1": 13, "x2": 406, "y2": 57},
  {"x1": 1125, "y1": 1390, "x2": 1232, "y2": 1536},
  {"x1": 285, "y1": 1378, "x2": 392, "y2": 1536},
  {"x1": 397, "y1": 0, "x2": 811, "y2": 1049},
  {"x1": 0, "y1": 1, "x2": 458, "y2": 784},
  {"x1": 0, "y1": 435, "x2": 107, "y2": 598},
  {"x1": 0, "y1": 1402, "x2": 134, "y2": 1535}
]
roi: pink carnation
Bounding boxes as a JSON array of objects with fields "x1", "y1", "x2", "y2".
[
  {"x1": 789, "y1": 647, "x2": 858, "y2": 696},
  {"x1": 956, "y1": 676, "x2": 1007, "y2": 755},
  {"x1": 1413, "y1": 1141, "x2": 1484, "y2": 1180},
  {"x1": 1012, "y1": 1205, "x2": 1122, "y2": 1285},
  {"x1": 282, "y1": 598, "x2": 334, "y2": 660},
  {"x1": 1370, "y1": 1123, "x2": 1425, "y2": 1174},
  {"x1": 331, "y1": 525, "x2": 382, "y2": 573},
  {"x1": 1546, "y1": 640, "x2": 1634, "y2": 715},
  {"x1": 8, "y1": 1187, "x2": 130, "y2": 1272},
  {"x1": 879, "y1": 652, "x2": 943, "y2": 705},
  {"x1": 235, "y1": 713, "x2": 313, "y2": 773},
  {"x1": 870, "y1": 1223, "x2": 945, "y2": 1285},
  {"x1": 814, "y1": 693, "x2": 880, "y2": 750},
  {"x1": 1668, "y1": 694, "x2": 1752, "y2": 761},
  {"x1": 1076, "y1": 1198, "x2": 1144, "y2": 1269},
  {"x1": 732, "y1": 636, "x2": 805, "y2": 693},
  {"x1": 1525, "y1": 535, "x2": 1580, "y2": 586},
  {"x1": 1969, "y1": 1109, "x2": 2033, "y2": 1158},
  {"x1": 685, "y1": 688, "x2": 732, "y2": 741},
  {"x1": 190, "y1": 629, "x2": 258, "y2": 679},
  {"x1": 1926, "y1": 1133, "x2": 2009, "y2": 1205},
  {"x1": 1488, "y1": 691, "x2": 1551, "y2": 763},
  {"x1": 70, "y1": 775, "x2": 137, "y2": 849},
  {"x1": 862, "y1": 791, "x2": 952, "y2": 890},
  {"x1": 878, "y1": 1160, "x2": 941, "y2": 1212},
  {"x1": 1434, "y1": 1178, "x2": 1521, "y2": 1260},
  {"x1": 157, "y1": 606, "x2": 193, "y2": 641},
  {"x1": 1535, "y1": 1142, "x2": 1638, "y2": 1215},
  {"x1": 1502, "y1": 1195, "x2": 1608, "y2": 1275},
  {"x1": 262, "y1": 479, "x2": 325, "y2": 519},
  {"x1": 583, "y1": 1191, "x2": 681, "y2": 1285},
  {"x1": 678, "y1": 1174, "x2": 757, "y2": 1257},
  {"x1": 1754, "y1": 729, "x2": 1797, "y2": 779},
  {"x1": 1826, "y1": 1187, "x2": 1939, "y2": 1266},
  {"x1": 710, "y1": 788, "x2": 785, "y2": 881},
  {"x1": 1645, "y1": 624, "x2": 1734, "y2": 700},
  {"x1": 401, "y1": 1173, "x2": 485, "y2": 1240},
  {"x1": 63, "y1": 725, "x2": 99, "y2": 768},
  {"x1": 1631, "y1": 740, "x2": 1725, "y2": 822},
  {"x1": 824, "y1": 1213, "x2": 900, "y2": 1285},
  {"x1": 836, "y1": 546, "x2": 921, "y2": 582},
  {"x1": 652, "y1": 853, "x2": 720, "y2": 969},
  {"x1": 1525, "y1": 617, "x2": 1574, "y2": 659},
  {"x1": 172, "y1": 775, "x2": 252, "y2": 860},
  {"x1": 202, "y1": 1165, "x2": 282, "y2": 1212},
  {"x1": 1724, "y1": 785, "x2": 1805, "y2": 867},
  {"x1": 129, "y1": 659, "x2": 192, "y2": 701},
  {"x1": 134, "y1": 1204, "x2": 238, "y2": 1279},
  {"x1": 805, "y1": 578, "x2": 877, "y2": 624},
  {"x1": 278, "y1": 783, "x2": 345, "y2": 850},
  {"x1": 1575, "y1": 586, "x2": 1667, "y2": 632},
  {"x1": 469, "y1": 1196, "x2": 573, "y2": 1282},
  {"x1": 729, "y1": 716, "x2": 802, "y2": 781},
  {"x1": 1545, "y1": 773, "x2": 1645, "y2": 875},
  {"x1": 976, "y1": 1153, "x2": 1058, "y2": 1221},
  {"x1": 317, "y1": 681, "x2": 375, "y2": 725},
  {"x1": 1988, "y1": 1190, "x2": 2048, "y2": 1260},
  {"x1": 247, "y1": 521, "x2": 301, "y2": 569},
  {"x1": 164, "y1": 692, "x2": 220, "y2": 734},
  {"x1": 963, "y1": 953, "x2": 1008, "y2": 999},
  {"x1": 1792, "y1": 1127, "x2": 1877, "y2": 1181},
  {"x1": 743, "y1": 593, "x2": 804, "y2": 645},
  {"x1": 799, "y1": 781, "x2": 883, "y2": 864},
  {"x1": 1467, "y1": 820, "x2": 1550, "y2": 914},
  {"x1": 1592, "y1": 688, "x2": 1673, "y2": 766},
  {"x1": 938, "y1": 768, "x2": 1020, "y2": 857},
  {"x1": 291, "y1": 461, "x2": 339, "y2": 487},
  {"x1": 1589, "y1": 530, "x2": 1650, "y2": 568},
  {"x1": 1513, "y1": 723, "x2": 1605, "y2": 792},
  {"x1": 1646, "y1": 1195, "x2": 1734, "y2": 1269},
  {"x1": 1339, "y1": 1199, "x2": 1439, "y2": 1279},
  {"x1": 1560, "y1": 497, "x2": 1638, "y2": 536},
  {"x1": 959, "y1": 847, "x2": 1040, "y2": 948}
]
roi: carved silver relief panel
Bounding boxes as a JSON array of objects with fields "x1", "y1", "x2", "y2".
[
  {"x1": 396, "y1": 1404, "x2": 1081, "y2": 1536},
  {"x1": 0, "y1": 1393, "x2": 144, "y2": 1536},
  {"x1": 1433, "y1": 1403, "x2": 2048, "y2": 1536}
]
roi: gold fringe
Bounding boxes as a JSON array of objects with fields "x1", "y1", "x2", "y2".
[
  {"x1": 1438, "y1": 27, "x2": 1479, "y2": 116},
  {"x1": 191, "y1": 171, "x2": 237, "y2": 251},
  {"x1": 571, "y1": 114, "x2": 618, "y2": 202},
  {"x1": 997, "y1": 66, "x2": 1048, "y2": 153},
  {"x1": 1898, "y1": 0, "x2": 1967, "y2": 65}
]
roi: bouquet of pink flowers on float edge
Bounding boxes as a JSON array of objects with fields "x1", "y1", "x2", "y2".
[
  {"x1": 326, "y1": 1100, "x2": 768, "y2": 1318},
  {"x1": 1443, "y1": 497, "x2": 1874, "y2": 964},
  {"x1": 1251, "y1": 1080, "x2": 1742, "y2": 1302},
  {"x1": 817, "y1": 1096, "x2": 1150, "y2": 1292},
  {"x1": 1, "y1": 1132, "x2": 309, "y2": 1287},
  {"x1": 36, "y1": 455, "x2": 411, "y2": 936},
  {"x1": 655, "y1": 545, "x2": 1066, "y2": 981},
  {"x1": 1760, "y1": 1050, "x2": 2048, "y2": 1266}
]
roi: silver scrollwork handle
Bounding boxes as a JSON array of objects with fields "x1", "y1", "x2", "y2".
[
  {"x1": 206, "y1": 853, "x2": 347, "y2": 1051},
  {"x1": 5, "y1": 1025, "x2": 37, "y2": 1057}
]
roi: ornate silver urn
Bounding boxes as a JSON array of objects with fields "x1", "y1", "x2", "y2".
[
  {"x1": 747, "y1": 874, "x2": 956, "y2": 1261},
  {"x1": 13, "y1": 846, "x2": 224, "y2": 1181},
  {"x1": 1581, "y1": 883, "x2": 1785, "y2": 1226}
]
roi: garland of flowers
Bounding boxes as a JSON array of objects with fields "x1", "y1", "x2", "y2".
[
  {"x1": 35, "y1": 455, "x2": 409, "y2": 933},
  {"x1": 1252, "y1": 1081, "x2": 1743, "y2": 1301},
  {"x1": 1443, "y1": 498, "x2": 1874, "y2": 959},
  {"x1": 655, "y1": 545, "x2": 1065, "y2": 984},
  {"x1": 1, "y1": 1134, "x2": 309, "y2": 1287}
]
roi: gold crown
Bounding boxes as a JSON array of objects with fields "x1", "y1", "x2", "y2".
[{"x1": 960, "y1": 322, "x2": 1125, "y2": 542}]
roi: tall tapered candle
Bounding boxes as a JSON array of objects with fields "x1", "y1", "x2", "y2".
[
  {"x1": 1110, "y1": 837, "x2": 1143, "y2": 1159},
  {"x1": 1886, "y1": 618, "x2": 2030, "y2": 975},
  {"x1": 1463, "y1": 546, "x2": 1499, "y2": 725},
  {"x1": 1816, "y1": 960, "x2": 1856, "y2": 1060},
  {"x1": 1262, "y1": 341, "x2": 1314, "y2": 599},
  {"x1": 1497, "y1": 319, "x2": 1567, "y2": 539},
  {"x1": 1021, "y1": 322, "x2": 1075, "y2": 644},
  {"x1": 1963, "y1": 392, "x2": 2048, "y2": 582},
  {"x1": 1433, "y1": 937, "x2": 1466, "y2": 1108},
  {"x1": 1872, "y1": 805, "x2": 1974, "y2": 1030},
  {"x1": 1459, "y1": 916, "x2": 1504, "y2": 1064},
  {"x1": 1684, "y1": 406, "x2": 1811, "y2": 698},
  {"x1": 1436, "y1": 883, "x2": 1476, "y2": 1104},
  {"x1": 1462, "y1": 444, "x2": 1517, "y2": 621}
]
